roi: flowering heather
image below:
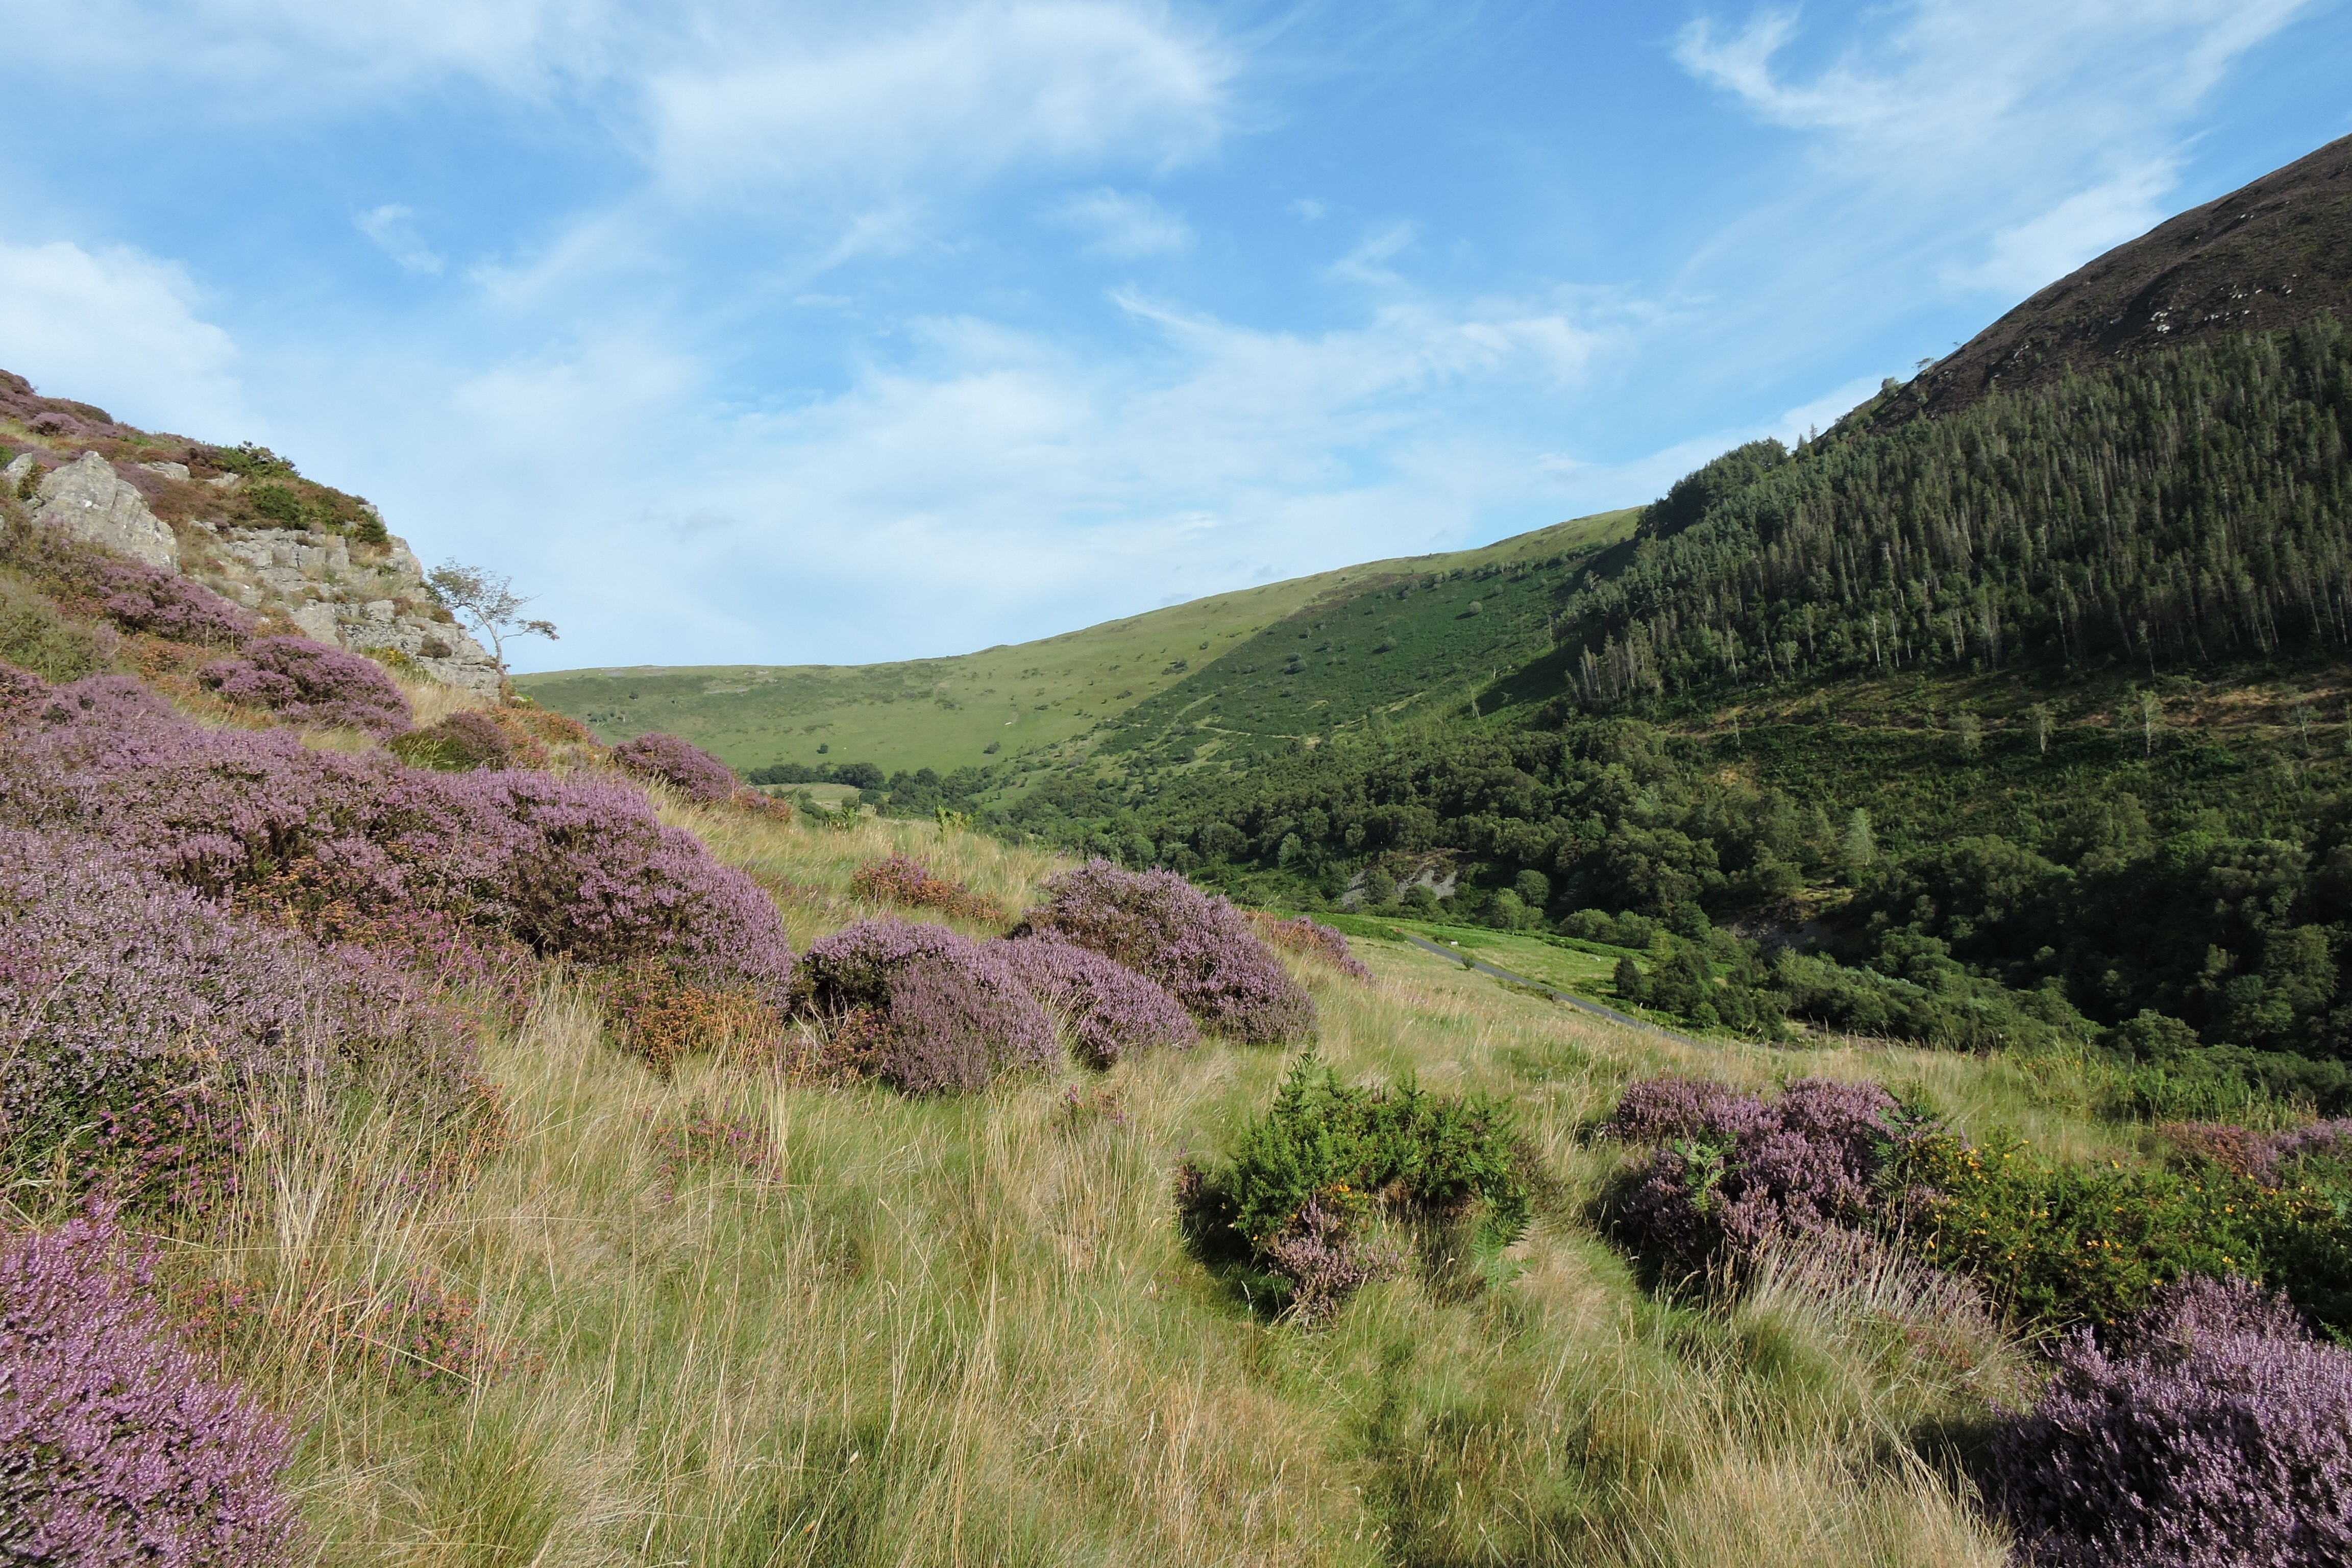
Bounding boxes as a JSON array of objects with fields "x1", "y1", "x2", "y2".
[
  {"x1": 1246, "y1": 913, "x2": 1374, "y2": 982},
  {"x1": 1986, "y1": 1274, "x2": 2352, "y2": 1567},
  {"x1": 0, "y1": 676, "x2": 791, "y2": 994},
  {"x1": 0, "y1": 829, "x2": 484, "y2": 1208},
  {"x1": 851, "y1": 851, "x2": 1005, "y2": 922},
  {"x1": 611, "y1": 730, "x2": 738, "y2": 803},
  {"x1": 792, "y1": 918, "x2": 1055, "y2": 1094},
  {"x1": 1600, "y1": 1076, "x2": 1898, "y2": 1282},
  {"x1": 199, "y1": 634, "x2": 411, "y2": 735},
  {"x1": 94, "y1": 560, "x2": 255, "y2": 645},
  {"x1": 995, "y1": 932, "x2": 1196, "y2": 1067},
  {"x1": 0, "y1": 1209, "x2": 299, "y2": 1566},
  {"x1": 1259, "y1": 1198, "x2": 1403, "y2": 1324},
  {"x1": 1025, "y1": 860, "x2": 1313, "y2": 1043}
]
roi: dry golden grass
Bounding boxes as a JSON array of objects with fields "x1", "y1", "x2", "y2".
[{"x1": 169, "y1": 802, "x2": 2036, "y2": 1565}]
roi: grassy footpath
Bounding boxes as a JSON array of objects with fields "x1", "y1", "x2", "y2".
[{"x1": 175, "y1": 802, "x2": 2137, "y2": 1564}]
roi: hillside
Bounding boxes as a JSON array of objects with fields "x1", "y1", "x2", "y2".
[
  {"x1": 518, "y1": 508, "x2": 1637, "y2": 778},
  {"x1": 13, "y1": 145, "x2": 2352, "y2": 1563},
  {"x1": 947, "y1": 144, "x2": 2352, "y2": 1115},
  {"x1": 1864, "y1": 133, "x2": 2352, "y2": 429}
]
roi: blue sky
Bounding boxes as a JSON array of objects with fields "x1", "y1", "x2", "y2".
[{"x1": 0, "y1": 1, "x2": 2345, "y2": 672}]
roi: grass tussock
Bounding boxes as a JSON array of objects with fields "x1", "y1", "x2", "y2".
[{"x1": 158, "y1": 800, "x2": 2034, "y2": 1565}]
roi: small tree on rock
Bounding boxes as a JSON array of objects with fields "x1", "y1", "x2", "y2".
[{"x1": 426, "y1": 559, "x2": 557, "y2": 681}]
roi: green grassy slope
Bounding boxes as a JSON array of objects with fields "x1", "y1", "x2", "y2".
[{"x1": 517, "y1": 509, "x2": 1637, "y2": 777}]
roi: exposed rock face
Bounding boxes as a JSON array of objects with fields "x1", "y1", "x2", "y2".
[
  {"x1": 29, "y1": 451, "x2": 179, "y2": 569},
  {"x1": 190, "y1": 524, "x2": 502, "y2": 694},
  {"x1": 6, "y1": 441, "x2": 503, "y2": 697}
]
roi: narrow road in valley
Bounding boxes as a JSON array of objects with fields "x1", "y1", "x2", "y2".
[{"x1": 1391, "y1": 930, "x2": 1713, "y2": 1050}]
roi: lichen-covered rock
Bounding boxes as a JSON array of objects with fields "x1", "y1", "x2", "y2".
[{"x1": 31, "y1": 453, "x2": 178, "y2": 570}]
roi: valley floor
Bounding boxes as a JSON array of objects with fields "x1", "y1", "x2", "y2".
[{"x1": 172, "y1": 803, "x2": 2114, "y2": 1566}]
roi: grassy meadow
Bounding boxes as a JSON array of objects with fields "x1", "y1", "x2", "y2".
[
  {"x1": 514, "y1": 510, "x2": 1638, "y2": 782},
  {"x1": 155, "y1": 794, "x2": 2154, "y2": 1566}
]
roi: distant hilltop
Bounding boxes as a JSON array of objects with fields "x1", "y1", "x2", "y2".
[{"x1": 1865, "y1": 133, "x2": 2352, "y2": 430}]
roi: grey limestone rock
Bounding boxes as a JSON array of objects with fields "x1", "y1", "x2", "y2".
[{"x1": 32, "y1": 451, "x2": 179, "y2": 569}]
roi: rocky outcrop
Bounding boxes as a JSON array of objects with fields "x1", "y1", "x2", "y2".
[
  {"x1": 188, "y1": 522, "x2": 502, "y2": 695},
  {"x1": 7, "y1": 444, "x2": 503, "y2": 696},
  {"x1": 17, "y1": 451, "x2": 179, "y2": 570}
]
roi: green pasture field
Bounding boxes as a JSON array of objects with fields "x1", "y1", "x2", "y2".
[{"x1": 517, "y1": 509, "x2": 1639, "y2": 780}]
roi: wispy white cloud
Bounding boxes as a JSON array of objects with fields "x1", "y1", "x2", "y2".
[
  {"x1": 646, "y1": 3, "x2": 1233, "y2": 204},
  {"x1": 355, "y1": 204, "x2": 445, "y2": 275},
  {"x1": 0, "y1": 238, "x2": 250, "y2": 436},
  {"x1": 1049, "y1": 188, "x2": 1192, "y2": 258},
  {"x1": 1951, "y1": 162, "x2": 2178, "y2": 296}
]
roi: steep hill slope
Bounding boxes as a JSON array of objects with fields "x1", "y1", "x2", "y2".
[
  {"x1": 518, "y1": 507, "x2": 1637, "y2": 776},
  {"x1": 0, "y1": 370, "x2": 501, "y2": 690},
  {"x1": 977, "y1": 142, "x2": 2352, "y2": 1089},
  {"x1": 1865, "y1": 133, "x2": 2352, "y2": 429}
]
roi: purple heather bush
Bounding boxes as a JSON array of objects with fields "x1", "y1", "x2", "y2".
[
  {"x1": 1599, "y1": 1075, "x2": 1899, "y2": 1282},
  {"x1": 1986, "y1": 1273, "x2": 2352, "y2": 1567},
  {"x1": 0, "y1": 1208, "x2": 300, "y2": 1566},
  {"x1": 611, "y1": 730, "x2": 738, "y2": 804},
  {"x1": 1025, "y1": 860, "x2": 1314, "y2": 1043},
  {"x1": 995, "y1": 932, "x2": 1197, "y2": 1068},
  {"x1": 94, "y1": 560, "x2": 255, "y2": 645},
  {"x1": 0, "y1": 829, "x2": 483, "y2": 1208},
  {"x1": 199, "y1": 634, "x2": 411, "y2": 735},
  {"x1": 792, "y1": 918, "x2": 1056, "y2": 1094},
  {"x1": 0, "y1": 671, "x2": 792, "y2": 995}
]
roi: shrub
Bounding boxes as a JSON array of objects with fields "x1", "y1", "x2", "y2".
[
  {"x1": 850, "y1": 852, "x2": 1005, "y2": 922},
  {"x1": 0, "y1": 576, "x2": 112, "y2": 681},
  {"x1": 93, "y1": 560, "x2": 254, "y2": 644},
  {"x1": 1896, "y1": 1130, "x2": 2351, "y2": 1331},
  {"x1": 791, "y1": 919, "x2": 1055, "y2": 1094},
  {"x1": 1245, "y1": 912, "x2": 1374, "y2": 980},
  {"x1": 1179, "y1": 1052, "x2": 1529, "y2": 1320},
  {"x1": 0, "y1": 1208, "x2": 300, "y2": 1566},
  {"x1": 611, "y1": 730, "x2": 737, "y2": 803},
  {"x1": 1599, "y1": 1076, "x2": 1900, "y2": 1285},
  {"x1": 1984, "y1": 1275, "x2": 2352, "y2": 1567},
  {"x1": 198, "y1": 635, "x2": 411, "y2": 735},
  {"x1": 1026, "y1": 860, "x2": 1314, "y2": 1042},
  {"x1": 589, "y1": 960, "x2": 787, "y2": 1076},
  {"x1": 994, "y1": 932, "x2": 1196, "y2": 1067},
  {"x1": 0, "y1": 829, "x2": 486, "y2": 1210},
  {"x1": 388, "y1": 708, "x2": 515, "y2": 771},
  {"x1": 0, "y1": 672, "x2": 792, "y2": 998}
]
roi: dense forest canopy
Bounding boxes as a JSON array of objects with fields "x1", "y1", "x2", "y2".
[
  {"x1": 895, "y1": 321, "x2": 2352, "y2": 1098},
  {"x1": 1545, "y1": 321, "x2": 2352, "y2": 709}
]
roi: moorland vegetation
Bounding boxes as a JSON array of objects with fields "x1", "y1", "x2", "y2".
[{"x1": 14, "y1": 140, "x2": 2352, "y2": 1565}]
